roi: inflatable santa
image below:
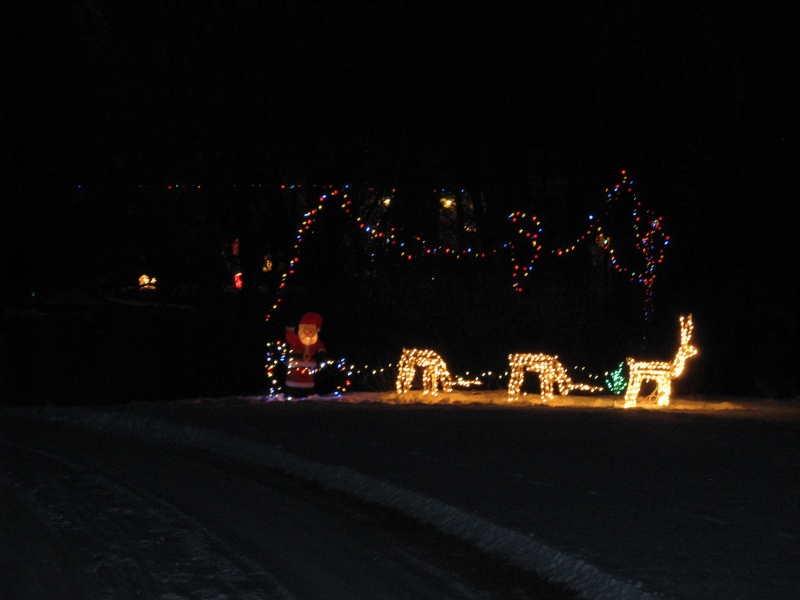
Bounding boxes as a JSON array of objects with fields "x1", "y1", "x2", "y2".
[{"x1": 284, "y1": 312, "x2": 326, "y2": 397}]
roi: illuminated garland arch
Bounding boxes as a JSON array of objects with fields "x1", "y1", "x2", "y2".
[{"x1": 265, "y1": 172, "x2": 666, "y2": 318}]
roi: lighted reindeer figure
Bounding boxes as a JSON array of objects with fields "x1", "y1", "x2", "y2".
[
  {"x1": 396, "y1": 348, "x2": 454, "y2": 395},
  {"x1": 507, "y1": 353, "x2": 604, "y2": 403},
  {"x1": 623, "y1": 314, "x2": 698, "y2": 408}
]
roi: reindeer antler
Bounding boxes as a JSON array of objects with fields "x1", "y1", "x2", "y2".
[{"x1": 680, "y1": 314, "x2": 693, "y2": 341}]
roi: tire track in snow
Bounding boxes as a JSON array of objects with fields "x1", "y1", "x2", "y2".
[
  {"x1": 23, "y1": 406, "x2": 662, "y2": 600},
  {"x1": 0, "y1": 436, "x2": 296, "y2": 600}
]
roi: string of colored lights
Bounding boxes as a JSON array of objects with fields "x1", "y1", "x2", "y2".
[
  {"x1": 258, "y1": 171, "x2": 667, "y2": 394},
  {"x1": 507, "y1": 211, "x2": 543, "y2": 293},
  {"x1": 324, "y1": 172, "x2": 667, "y2": 318},
  {"x1": 21, "y1": 175, "x2": 666, "y2": 393},
  {"x1": 503, "y1": 171, "x2": 669, "y2": 319},
  {"x1": 264, "y1": 185, "x2": 329, "y2": 323},
  {"x1": 599, "y1": 171, "x2": 669, "y2": 319}
]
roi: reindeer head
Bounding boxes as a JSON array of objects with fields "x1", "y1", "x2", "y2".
[{"x1": 672, "y1": 314, "x2": 698, "y2": 377}]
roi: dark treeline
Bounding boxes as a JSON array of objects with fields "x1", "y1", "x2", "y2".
[
  {"x1": 1, "y1": 179, "x2": 649, "y2": 403},
  {"x1": 2, "y1": 1, "x2": 796, "y2": 402},
  {"x1": 2, "y1": 174, "x2": 796, "y2": 404},
  {"x1": 5, "y1": 2, "x2": 795, "y2": 189}
]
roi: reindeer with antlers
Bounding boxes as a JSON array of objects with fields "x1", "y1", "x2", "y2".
[{"x1": 623, "y1": 314, "x2": 698, "y2": 408}]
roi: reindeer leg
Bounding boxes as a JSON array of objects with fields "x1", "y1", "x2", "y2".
[
  {"x1": 657, "y1": 381, "x2": 671, "y2": 406},
  {"x1": 624, "y1": 376, "x2": 640, "y2": 408}
]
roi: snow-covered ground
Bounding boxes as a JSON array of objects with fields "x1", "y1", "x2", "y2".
[{"x1": 4, "y1": 390, "x2": 799, "y2": 599}]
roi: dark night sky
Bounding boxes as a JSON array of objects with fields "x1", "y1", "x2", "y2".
[
  {"x1": 5, "y1": 2, "x2": 795, "y2": 276},
  {"x1": 2, "y1": 1, "x2": 798, "y2": 398},
  {"x1": 5, "y1": 1, "x2": 793, "y2": 184},
  {"x1": 1, "y1": 2, "x2": 794, "y2": 201}
]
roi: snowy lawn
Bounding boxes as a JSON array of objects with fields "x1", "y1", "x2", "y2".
[{"x1": 5, "y1": 391, "x2": 799, "y2": 599}]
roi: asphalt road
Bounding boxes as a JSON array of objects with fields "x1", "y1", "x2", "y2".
[
  {"x1": 4, "y1": 394, "x2": 800, "y2": 599},
  {"x1": 1, "y1": 413, "x2": 577, "y2": 600}
]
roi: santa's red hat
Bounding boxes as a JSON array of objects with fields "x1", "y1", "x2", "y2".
[{"x1": 300, "y1": 312, "x2": 323, "y2": 329}]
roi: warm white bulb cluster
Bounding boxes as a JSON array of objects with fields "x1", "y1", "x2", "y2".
[
  {"x1": 623, "y1": 314, "x2": 697, "y2": 407},
  {"x1": 138, "y1": 274, "x2": 157, "y2": 290},
  {"x1": 396, "y1": 348, "x2": 454, "y2": 394},
  {"x1": 507, "y1": 353, "x2": 604, "y2": 403},
  {"x1": 455, "y1": 376, "x2": 482, "y2": 388}
]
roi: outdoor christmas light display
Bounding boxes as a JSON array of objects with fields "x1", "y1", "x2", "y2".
[
  {"x1": 506, "y1": 171, "x2": 669, "y2": 320},
  {"x1": 250, "y1": 174, "x2": 670, "y2": 395},
  {"x1": 29, "y1": 176, "x2": 671, "y2": 395},
  {"x1": 396, "y1": 348, "x2": 454, "y2": 394},
  {"x1": 605, "y1": 361, "x2": 627, "y2": 396},
  {"x1": 396, "y1": 352, "x2": 482, "y2": 394},
  {"x1": 507, "y1": 211, "x2": 543, "y2": 293},
  {"x1": 284, "y1": 312, "x2": 326, "y2": 397},
  {"x1": 222, "y1": 238, "x2": 243, "y2": 291},
  {"x1": 138, "y1": 274, "x2": 157, "y2": 290},
  {"x1": 623, "y1": 314, "x2": 697, "y2": 407},
  {"x1": 507, "y1": 353, "x2": 604, "y2": 403},
  {"x1": 257, "y1": 171, "x2": 666, "y2": 328},
  {"x1": 265, "y1": 186, "x2": 335, "y2": 323},
  {"x1": 265, "y1": 339, "x2": 351, "y2": 398},
  {"x1": 597, "y1": 171, "x2": 669, "y2": 320}
]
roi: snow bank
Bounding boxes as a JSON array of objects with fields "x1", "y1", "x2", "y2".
[{"x1": 28, "y1": 404, "x2": 662, "y2": 600}]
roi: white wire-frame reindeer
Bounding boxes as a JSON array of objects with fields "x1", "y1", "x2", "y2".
[
  {"x1": 507, "y1": 353, "x2": 604, "y2": 403},
  {"x1": 623, "y1": 314, "x2": 698, "y2": 408},
  {"x1": 396, "y1": 348, "x2": 454, "y2": 394}
]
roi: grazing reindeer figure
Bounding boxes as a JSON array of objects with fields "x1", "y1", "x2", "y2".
[
  {"x1": 396, "y1": 348, "x2": 454, "y2": 394},
  {"x1": 508, "y1": 353, "x2": 604, "y2": 403},
  {"x1": 623, "y1": 314, "x2": 698, "y2": 408}
]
